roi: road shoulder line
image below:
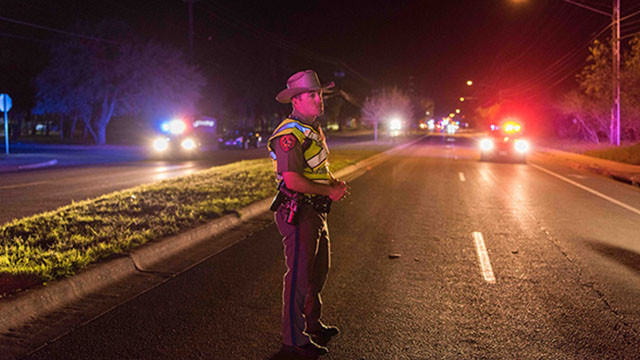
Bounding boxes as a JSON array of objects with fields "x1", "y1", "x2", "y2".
[{"x1": 530, "y1": 163, "x2": 640, "y2": 217}]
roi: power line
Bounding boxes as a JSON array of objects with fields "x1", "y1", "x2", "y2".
[
  {"x1": 196, "y1": 0, "x2": 376, "y2": 86},
  {"x1": 483, "y1": 0, "x2": 597, "y2": 92},
  {"x1": 0, "y1": 30, "x2": 49, "y2": 43},
  {"x1": 0, "y1": 15, "x2": 118, "y2": 43},
  {"x1": 503, "y1": 23, "x2": 612, "y2": 97},
  {"x1": 620, "y1": 8, "x2": 640, "y2": 22}
]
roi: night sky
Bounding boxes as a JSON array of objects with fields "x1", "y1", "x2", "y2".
[{"x1": 2, "y1": 0, "x2": 640, "y2": 117}]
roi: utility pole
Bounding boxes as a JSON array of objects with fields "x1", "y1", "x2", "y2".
[
  {"x1": 562, "y1": 0, "x2": 621, "y2": 146},
  {"x1": 612, "y1": 0, "x2": 621, "y2": 146}
]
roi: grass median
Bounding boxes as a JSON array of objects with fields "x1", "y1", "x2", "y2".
[
  {"x1": 583, "y1": 142, "x2": 640, "y2": 165},
  {"x1": 0, "y1": 147, "x2": 388, "y2": 295}
]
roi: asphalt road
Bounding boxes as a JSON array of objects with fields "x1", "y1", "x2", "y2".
[{"x1": 19, "y1": 135, "x2": 640, "y2": 359}]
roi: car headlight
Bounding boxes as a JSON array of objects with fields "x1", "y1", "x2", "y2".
[
  {"x1": 153, "y1": 137, "x2": 169, "y2": 152},
  {"x1": 479, "y1": 138, "x2": 494, "y2": 151},
  {"x1": 181, "y1": 137, "x2": 197, "y2": 150},
  {"x1": 390, "y1": 119, "x2": 402, "y2": 131},
  {"x1": 514, "y1": 139, "x2": 529, "y2": 153}
]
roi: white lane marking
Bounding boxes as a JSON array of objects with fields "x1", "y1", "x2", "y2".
[
  {"x1": 0, "y1": 181, "x2": 50, "y2": 190},
  {"x1": 530, "y1": 163, "x2": 640, "y2": 217},
  {"x1": 473, "y1": 232, "x2": 496, "y2": 284},
  {"x1": 458, "y1": 172, "x2": 466, "y2": 182},
  {"x1": 568, "y1": 174, "x2": 588, "y2": 179}
]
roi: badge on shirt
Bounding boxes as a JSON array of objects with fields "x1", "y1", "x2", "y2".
[{"x1": 279, "y1": 134, "x2": 297, "y2": 152}]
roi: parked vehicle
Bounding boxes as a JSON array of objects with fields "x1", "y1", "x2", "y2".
[{"x1": 217, "y1": 129, "x2": 263, "y2": 150}]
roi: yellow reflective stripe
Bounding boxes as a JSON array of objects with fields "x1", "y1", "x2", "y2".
[
  {"x1": 304, "y1": 166, "x2": 330, "y2": 179},
  {"x1": 270, "y1": 119, "x2": 319, "y2": 142},
  {"x1": 304, "y1": 143, "x2": 322, "y2": 157},
  {"x1": 306, "y1": 148, "x2": 328, "y2": 169}
]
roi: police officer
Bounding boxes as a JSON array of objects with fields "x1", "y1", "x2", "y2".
[{"x1": 268, "y1": 70, "x2": 348, "y2": 358}]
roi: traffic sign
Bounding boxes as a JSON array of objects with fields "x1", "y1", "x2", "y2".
[
  {"x1": 1, "y1": 93, "x2": 10, "y2": 154},
  {"x1": 0, "y1": 94, "x2": 12, "y2": 112}
]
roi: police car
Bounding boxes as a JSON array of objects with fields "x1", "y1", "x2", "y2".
[
  {"x1": 151, "y1": 118, "x2": 201, "y2": 158},
  {"x1": 478, "y1": 120, "x2": 530, "y2": 163}
]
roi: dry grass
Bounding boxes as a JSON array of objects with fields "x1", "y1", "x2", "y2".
[{"x1": 0, "y1": 148, "x2": 388, "y2": 283}]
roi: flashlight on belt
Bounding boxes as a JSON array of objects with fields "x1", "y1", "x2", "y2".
[{"x1": 285, "y1": 197, "x2": 299, "y2": 224}]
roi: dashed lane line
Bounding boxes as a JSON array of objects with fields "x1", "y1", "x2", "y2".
[
  {"x1": 0, "y1": 181, "x2": 51, "y2": 190},
  {"x1": 473, "y1": 231, "x2": 496, "y2": 284},
  {"x1": 530, "y1": 163, "x2": 640, "y2": 217},
  {"x1": 458, "y1": 172, "x2": 466, "y2": 182}
]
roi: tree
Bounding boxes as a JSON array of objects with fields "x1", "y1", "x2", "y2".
[
  {"x1": 621, "y1": 34, "x2": 640, "y2": 140},
  {"x1": 555, "y1": 90, "x2": 606, "y2": 143},
  {"x1": 361, "y1": 87, "x2": 413, "y2": 141},
  {"x1": 574, "y1": 39, "x2": 613, "y2": 143},
  {"x1": 34, "y1": 21, "x2": 206, "y2": 144},
  {"x1": 559, "y1": 35, "x2": 640, "y2": 143}
]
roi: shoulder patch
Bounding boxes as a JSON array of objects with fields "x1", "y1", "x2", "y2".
[{"x1": 279, "y1": 134, "x2": 297, "y2": 152}]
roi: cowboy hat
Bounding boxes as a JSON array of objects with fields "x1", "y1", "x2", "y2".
[{"x1": 276, "y1": 70, "x2": 335, "y2": 104}]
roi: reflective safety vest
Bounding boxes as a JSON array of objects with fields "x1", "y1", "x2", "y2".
[{"x1": 267, "y1": 118, "x2": 331, "y2": 183}]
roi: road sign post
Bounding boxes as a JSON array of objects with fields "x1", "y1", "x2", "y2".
[{"x1": 0, "y1": 94, "x2": 12, "y2": 154}]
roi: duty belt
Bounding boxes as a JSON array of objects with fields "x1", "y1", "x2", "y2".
[
  {"x1": 279, "y1": 194, "x2": 331, "y2": 214},
  {"x1": 303, "y1": 195, "x2": 332, "y2": 214},
  {"x1": 269, "y1": 181, "x2": 332, "y2": 224}
]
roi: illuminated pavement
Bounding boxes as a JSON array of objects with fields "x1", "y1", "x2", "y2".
[{"x1": 18, "y1": 136, "x2": 640, "y2": 359}]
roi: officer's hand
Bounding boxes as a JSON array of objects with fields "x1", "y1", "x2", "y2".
[
  {"x1": 342, "y1": 181, "x2": 351, "y2": 198},
  {"x1": 329, "y1": 181, "x2": 347, "y2": 201},
  {"x1": 338, "y1": 180, "x2": 351, "y2": 200}
]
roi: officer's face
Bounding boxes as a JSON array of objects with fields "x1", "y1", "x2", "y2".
[{"x1": 292, "y1": 90, "x2": 324, "y2": 118}]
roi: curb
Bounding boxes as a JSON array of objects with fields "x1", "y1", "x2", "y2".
[
  {"x1": 17, "y1": 159, "x2": 58, "y2": 170},
  {"x1": 0, "y1": 136, "x2": 424, "y2": 335},
  {"x1": 0, "y1": 159, "x2": 59, "y2": 174},
  {"x1": 0, "y1": 256, "x2": 135, "y2": 334}
]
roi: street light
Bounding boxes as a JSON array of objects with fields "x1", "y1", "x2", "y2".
[
  {"x1": 459, "y1": 97, "x2": 465, "y2": 102},
  {"x1": 466, "y1": 80, "x2": 473, "y2": 86},
  {"x1": 456, "y1": 109, "x2": 461, "y2": 114}
]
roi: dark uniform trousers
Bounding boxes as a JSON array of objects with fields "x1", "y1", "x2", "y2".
[{"x1": 275, "y1": 201, "x2": 330, "y2": 346}]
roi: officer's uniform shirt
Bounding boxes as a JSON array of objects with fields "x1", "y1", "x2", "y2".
[{"x1": 271, "y1": 111, "x2": 321, "y2": 176}]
